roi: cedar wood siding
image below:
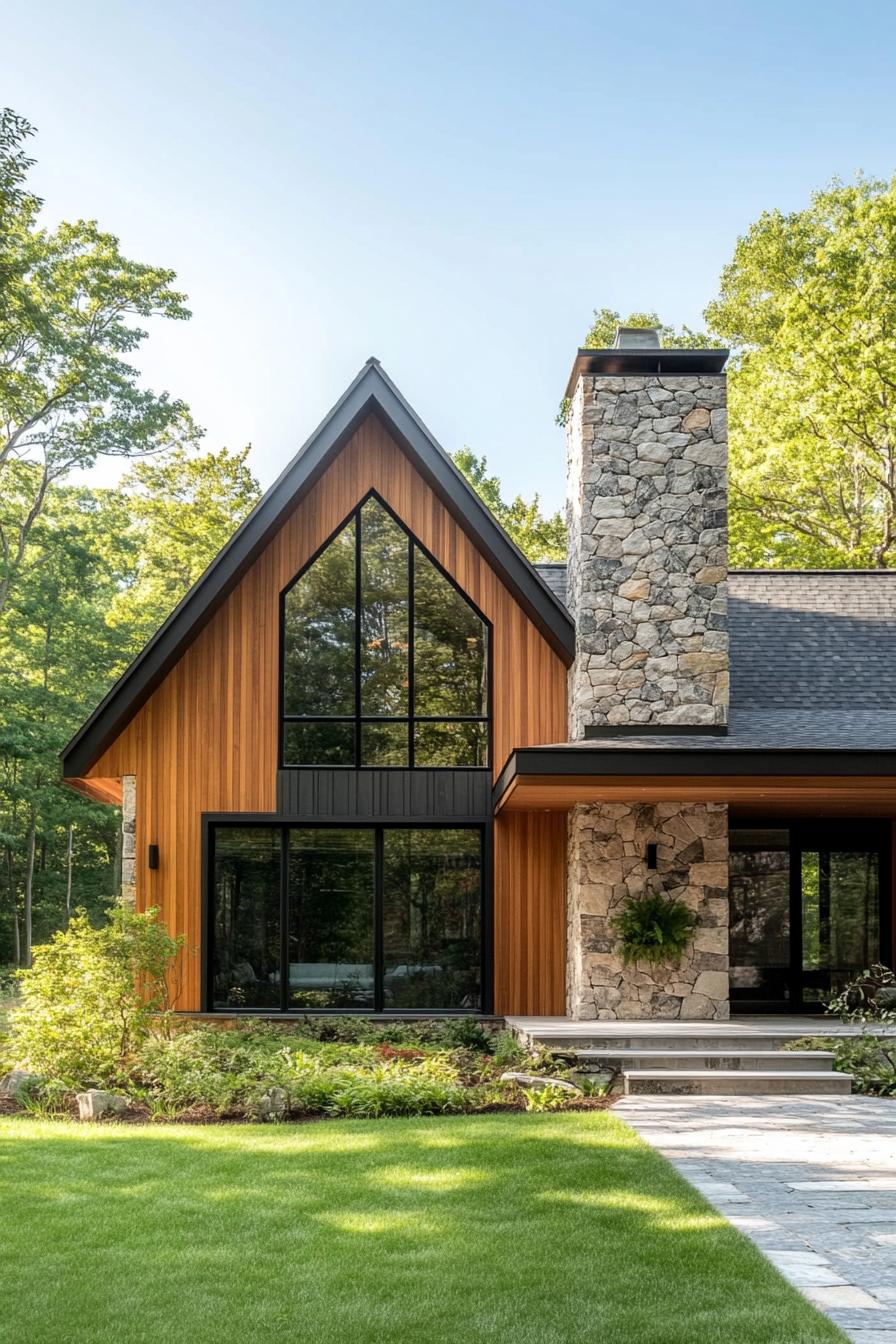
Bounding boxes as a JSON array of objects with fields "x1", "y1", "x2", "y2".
[{"x1": 85, "y1": 414, "x2": 568, "y2": 1014}]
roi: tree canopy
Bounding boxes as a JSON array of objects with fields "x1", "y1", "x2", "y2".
[
  {"x1": 707, "y1": 175, "x2": 896, "y2": 568},
  {"x1": 0, "y1": 108, "x2": 199, "y2": 617},
  {"x1": 452, "y1": 449, "x2": 566, "y2": 561}
]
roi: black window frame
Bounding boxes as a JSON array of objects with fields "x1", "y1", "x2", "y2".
[
  {"x1": 278, "y1": 489, "x2": 493, "y2": 771},
  {"x1": 202, "y1": 814, "x2": 493, "y2": 1015},
  {"x1": 729, "y1": 817, "x2": 892, "y2": 1013}
]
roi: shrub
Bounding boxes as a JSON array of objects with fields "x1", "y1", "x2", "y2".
[
  {"x1": 10, "y1": 907, "x2": 184, "y2": 1088},
  {"x1": 787, "y1": 1035, "x2": 896, "y2": 1095},
  {"x1": 611, "y1": 891, "x2": 697, "y2": 966},
  {"x1": 826, "y1": 965, "x2": 896, "y2": 1025}
]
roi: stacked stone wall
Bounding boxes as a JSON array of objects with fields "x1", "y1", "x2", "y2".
[{"x1": 567, "y1": 801, "x2": 729, "y2": 1020}]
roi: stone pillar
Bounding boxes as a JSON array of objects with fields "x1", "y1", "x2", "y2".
[
  {"x1": 120, "y1": 774, "x2": 136, "y2": 909},
  {"x1": 564, "y1": 333, "x2": 730, "y2": 1019},
  {"x1": 566, "y1": 357, "x2": 728, "y2": 733},
  {"x1": 567, "y1": 802, "x2": 729, "y2": 1020}
]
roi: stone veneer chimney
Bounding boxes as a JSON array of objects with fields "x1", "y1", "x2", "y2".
[
  {"x1": 564, "y1": 331, "x2": 731, "y2": 1021},
  {"x1": 566, "y1": 328, "x2": 728, "y2": 733}
]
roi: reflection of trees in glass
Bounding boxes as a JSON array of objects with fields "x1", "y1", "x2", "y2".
[
  {"x1": 288, "y1": 830, "x2": 374, "y2": 1009},
  {"x1": 414, "y1": 553, "x2": 485, "y2": 716},
  {"x1": 802, "y1": 850, "x2": 879, "y2": 976},
  {"x1": 281, "y1": 496, "x2": 488, "y2": 766},
  {"x1": 213, "y1": 828, "x2": 281, "y2": 1009},
  {"x1": 360, "y1": 501, "x2": 408, "y2": 717},
  {"x1": 283, "y1": 518, "x2": 355, "y2": 717},
  {"x1": 382, "y1": 829, "x2": 481, "y2": 1010}
]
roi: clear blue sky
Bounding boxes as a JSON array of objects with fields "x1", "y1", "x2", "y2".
[{"x1": 5, "y1": 0, "x2": 896, "y2": 513}]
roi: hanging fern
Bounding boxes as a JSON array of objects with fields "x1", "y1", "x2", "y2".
[{"x1": 610, "y1": 892, "x2": 697, "y2": 966}]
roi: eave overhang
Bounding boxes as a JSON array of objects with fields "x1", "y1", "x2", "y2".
[
  {"x1": 62, "y1": 360, "x2": 575, "y2": 779},
  {"x1": 494, "y1": 745, "x2": 896, "y2": 816}
]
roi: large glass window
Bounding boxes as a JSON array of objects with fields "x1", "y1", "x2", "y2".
[
  {"x1": 281, "y1": 495, "x2": 489, "y2": 767},
  {"x1": 211, "y1": 824, "x2": 484, "y2": 1012}
]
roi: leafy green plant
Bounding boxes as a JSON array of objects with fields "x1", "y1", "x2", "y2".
[
  {"x1": 522, "y1": 1083, "x2": 571, "y2": 1113},
  {"x1": 15, "y1": 1077, "x2": 72, "y2": 1119},
  {"x1": 9, "y1": 907, "x2": 184, "y2": 1088},
  {"x1": 492, "y1": 1030, "x2": 526, "y2": 1068},
  {"x1": 825, "y1": 965, "x2": 896, "y2": 1026},
  {"x1": 786, "y1": 1036, "x2": 896, "y2": 1096},
  {"x1": 610, "y1": 891, "x2": 697, "y2": 966}
]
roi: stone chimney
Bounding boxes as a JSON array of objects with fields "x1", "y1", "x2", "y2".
[
  {"x1": 565, "y1": 330, "x2": 729, "y2": 736},
  {"x1": 564, "y1": 330, "x2": 731, "y2": 1022}
]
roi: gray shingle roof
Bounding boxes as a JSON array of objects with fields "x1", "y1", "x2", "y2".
[
  {"x1": 528, "y1": 566, "x2": 896, "y2": 753},
  {"x1": 729, "y1": 571, "x2": 896, "y2": 711}
]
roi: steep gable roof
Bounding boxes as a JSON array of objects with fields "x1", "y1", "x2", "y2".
[{"x1": 62, "y1": 360, "x2": 575, "y2": 778}]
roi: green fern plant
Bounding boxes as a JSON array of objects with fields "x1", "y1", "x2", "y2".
[{"x1": 610, "y1": 891, "x2": 697, "y2": 966}]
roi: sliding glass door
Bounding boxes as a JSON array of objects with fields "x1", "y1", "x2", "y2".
[
  {"x1": 209, "y1": 824, "x2": 484, "y2": 1013},
  {"x1": 730, "y1": 823, "x2": 890, "y2": 1012}
]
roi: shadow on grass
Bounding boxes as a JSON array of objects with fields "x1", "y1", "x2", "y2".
[{"x1": 0, "y1": 1112, "x2": 845, "y2": 1344}]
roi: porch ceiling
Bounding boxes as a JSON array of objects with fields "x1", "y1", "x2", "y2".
[{"x1": 495, "y1": 772, "x2": 896, "y2": 815}]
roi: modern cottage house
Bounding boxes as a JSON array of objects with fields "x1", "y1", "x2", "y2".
[{"x1": 62, "y1": 332, "x2": 896, "y2": 1030}]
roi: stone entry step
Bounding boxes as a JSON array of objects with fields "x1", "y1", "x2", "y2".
[
  {"x1": 569, "y1": 1048, "x2": 837, "y2": 1073},
  {"x1": 623, "y1": 1069, "x2": 853, "y2": 1097},
  {"x1": 528, "y1": 1031, "x2": 820, "y2": 1053}
]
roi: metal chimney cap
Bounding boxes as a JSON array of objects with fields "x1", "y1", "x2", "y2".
[{"x1": 613, "y1": 326, "x2": 662, "y2": 349}]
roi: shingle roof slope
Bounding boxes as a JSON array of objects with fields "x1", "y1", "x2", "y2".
[{"x1": 729, "y1": 571, "x2": 896, "y2": 711}]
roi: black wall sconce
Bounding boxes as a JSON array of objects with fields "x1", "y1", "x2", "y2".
[
  {"x1": 646, "y1": 842, "x2": 658, "y2": 871},
  {"x1": 148, "y1": 844, "x2": 160, "y2": 870}
]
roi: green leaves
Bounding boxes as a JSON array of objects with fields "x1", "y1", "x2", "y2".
[
  {"x1": 707, "y1": 174, "x2": 896, "y2": 568},
  {"x1": 452, "y1": 448, "x2": 566, "y2": 561},
  {"x1": 610, "y1": 891, "x2": 698, "y2": 967}
]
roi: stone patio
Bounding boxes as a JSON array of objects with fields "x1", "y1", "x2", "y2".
[{"x1": 617, "y1": 1094, "x2": 896, "y2": 1343}]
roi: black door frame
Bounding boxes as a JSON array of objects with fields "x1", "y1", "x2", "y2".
[
  {"x1": 201, "y1": 814, "x2": 492, "y2": 1015},
  {"x1": 730, "y1": 819, "x2": 892, "y2": 1014}
]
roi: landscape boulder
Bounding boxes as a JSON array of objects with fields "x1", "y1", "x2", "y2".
[
  {"x1": 0, "y1": 1069, "x2": 40, "y2": 1100},
  {"x1": 256, "y1": 1087, "x2": 289, "y2": 1120},
  {"x1": 76, "y1": 1089, "x2": 130, "y2": 1121}
]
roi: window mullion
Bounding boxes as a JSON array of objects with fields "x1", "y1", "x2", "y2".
[
  {"x1": 408, "y1": 537, "x2": 415, "y2": 768},
  {"x1": 354, "y1": 507, "x2": 362, "y2": 768},
  {"x1": 374, "y1": 827, "x2": 385, "y2": 1012}
]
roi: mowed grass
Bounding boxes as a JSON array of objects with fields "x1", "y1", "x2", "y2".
[{"x1": 0, "y1": 1112, "x2": 845, "y2": 1344}]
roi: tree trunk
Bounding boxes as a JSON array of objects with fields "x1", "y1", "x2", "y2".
[
  {"x1": 23, "y1": 814, "x2": 36, "y2": 969},
  {"x1": 65, "y1": 823, "x2": 74, "y2": 925}
]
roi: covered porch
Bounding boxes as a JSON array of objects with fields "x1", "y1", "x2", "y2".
[{"x1": 495, "y1": 730, "x2": 896, "y2": 1021}]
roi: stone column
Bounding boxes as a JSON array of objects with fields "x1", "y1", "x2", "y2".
[
  {"x1": 567, "y1": 802, "x2": 729, "y2": 1020},
  {"x1": 564, "y1": 334, "x2": 730, "y2": 1019},
  {"x1": 120, "y1": 774, "x2": 136, "y2": 910}
]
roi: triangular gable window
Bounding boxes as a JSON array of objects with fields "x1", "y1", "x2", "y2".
[{"x1": 281, "y1": 495, "x2": 489, "y2": 767}]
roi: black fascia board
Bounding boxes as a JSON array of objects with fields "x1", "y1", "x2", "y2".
[
  {"x1": 493, "y1": 744, "x2": 896, "y2": 808},
  {"x1": 62, "y1": 360, "x2": 575, "y2": 778},
  {"x1": 564, "y1": 347, "x2": 729, "y2": 398}
]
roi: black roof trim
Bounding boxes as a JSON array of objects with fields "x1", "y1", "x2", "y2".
[
  {"x1": 583, "y1": 723, "x2": 728, "y2": 738},
  {"x1": 565, "y1": 346, "x2": 729, "y2": 398},
  {"x1": 494, "y1": 743, "x2": 896, "y2": 807},
  {"x1": 63, "y1": 360, "x2": 575, "y2": 778}
]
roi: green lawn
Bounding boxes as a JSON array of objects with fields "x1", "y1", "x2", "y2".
[{"x1": 0, "y1": 1112, "x2": 844, "y2": 1344}]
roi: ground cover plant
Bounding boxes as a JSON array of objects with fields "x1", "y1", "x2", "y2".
[
  {"x1": 786, "y1": 1035, "x2": 896, "y2": 1096},
  {"x1": 0, "y1": 1111, "x2": 846, "y2": 1344}
]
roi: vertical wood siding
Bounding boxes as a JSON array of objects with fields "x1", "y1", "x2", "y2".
[{"x1": 87, "y1": 415, "x2": 568, "y2": 1012}]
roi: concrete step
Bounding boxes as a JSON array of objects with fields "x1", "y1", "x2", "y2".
[
  {"x1": 623, "y1": 1069, "x2": 853, "y2": 1097},
  {"x1": 570, "y1": 1048, "x2": 836, "y2": 1073},
  {"x1": 528, "y1": 1031, "x2": 819, "y2": 1052}
]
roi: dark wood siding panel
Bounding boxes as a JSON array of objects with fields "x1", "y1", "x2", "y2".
[
  {"x1": 88, "y1": 414, "x2": 569, "y2": 1011},
  {"x1": 493, "y1": 811, "x2": 566, "y2": 1015},
  {"x1": 275, "y1": 769, "x2": 490, "y2": 819}
]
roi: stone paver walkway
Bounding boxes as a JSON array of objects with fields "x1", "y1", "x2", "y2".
[{"x1": 617, "y1": 1094, "x2": 896, "y2": 1344}]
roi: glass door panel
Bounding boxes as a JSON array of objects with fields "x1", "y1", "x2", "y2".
[
  {"x1": 800, "y1": 848, "x2": 881, "y2": 1006},
  {"x1": 382, "y1": 829, "x2": 482, "y2": 1011},
  {"x1": 729, "y1": 829, "x2": 792, "y2": 1008},
  {"x1": 212, "y1": 828, "x2": 282, "y2": 1010},
  {"x1": 287, "y1": 829, "x2": 375, "y2": 1010}
]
